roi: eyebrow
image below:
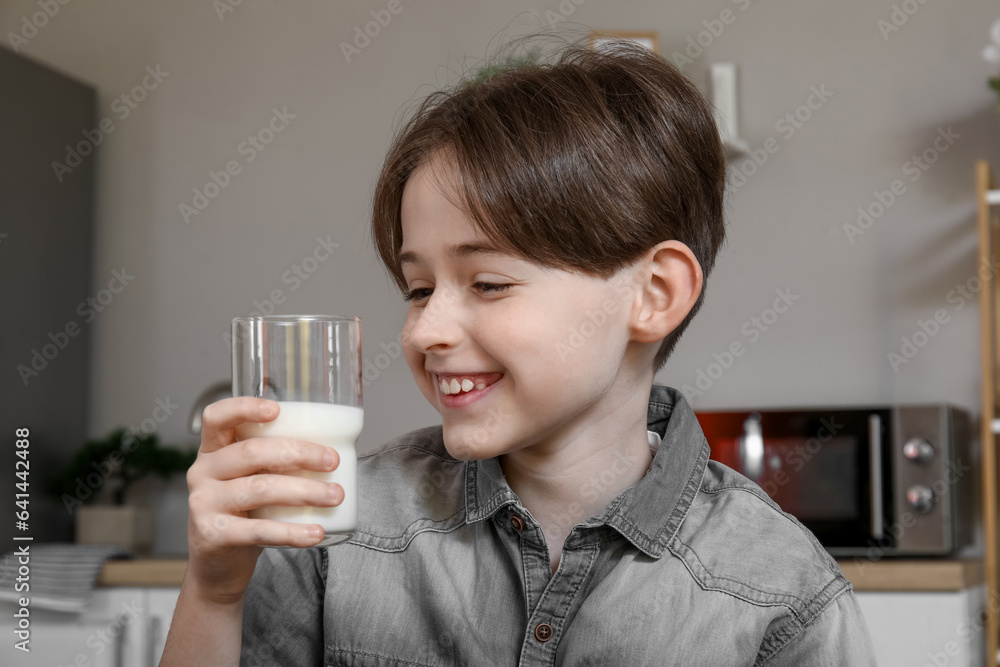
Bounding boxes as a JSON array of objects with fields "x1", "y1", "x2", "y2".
[{"x1": 398, "y1": 242, "x2": 508, "y2": 266}]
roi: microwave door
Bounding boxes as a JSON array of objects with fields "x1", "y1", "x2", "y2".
[
  {"x1": 699, "y1": 409, "x2": 892, "y2": 554},
  {"x1": 793, "y1": 410, "x2": 893, "y2": 554}
]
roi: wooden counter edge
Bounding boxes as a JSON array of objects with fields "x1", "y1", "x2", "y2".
[
  {"x1": 97, "y1": 558, "x2": 188, "y2": 587},
  {"x1": 836, "y1": 559, "x2": 985, "y2": 592},
  {"x1": 97, "y1": 557, "x2": 983, "y2": 592}
]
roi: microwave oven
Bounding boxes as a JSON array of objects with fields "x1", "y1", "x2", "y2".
[{"x1": 694, "y1": 405, "x2": 976, "y2": 557}]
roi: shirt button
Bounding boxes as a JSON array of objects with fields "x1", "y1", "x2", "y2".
[
  {"x1": 510, "y1": 515, "x2": 525, "y2": 532},
  {"x1": 534, "y1": 622, "x2": 553, "y2": 642}
]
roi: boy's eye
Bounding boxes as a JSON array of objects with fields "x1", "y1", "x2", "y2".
[
  {"x1": 402, "y1": 282, "x2": 512, "y2": 303},
  {"x1": 474, "y1": 282, "x2": 512, "y2": 295},
  {"x1": 402, "y1": 287, "x2": 433, "y2": 302}
]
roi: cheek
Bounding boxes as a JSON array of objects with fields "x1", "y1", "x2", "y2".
[
  {"x1": 401, "y1": 314, "x2": 416, "y2": 353},
  {"x1": 400, "y1": 318, "x2": 428, "y2": 379},
  {"x1": 545, "y1": 292, "x2": 624, "y2": 355}
]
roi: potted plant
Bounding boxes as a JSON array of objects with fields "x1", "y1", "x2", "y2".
[{"x1": 46, "y1": 428, "x2": 198, "y2": 554}]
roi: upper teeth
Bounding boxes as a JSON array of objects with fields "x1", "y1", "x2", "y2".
[{"x1": 439, "y1": 377, "x2": 488, "y2": 395}]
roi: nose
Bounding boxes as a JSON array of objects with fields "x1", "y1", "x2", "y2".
[{"x1": 403, "y1": 285, "x2": 463, "y2": 353}]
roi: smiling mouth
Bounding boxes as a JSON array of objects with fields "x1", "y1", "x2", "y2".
[{"x1": 435, "y1": 372, "x2": 504, "y2": 396}]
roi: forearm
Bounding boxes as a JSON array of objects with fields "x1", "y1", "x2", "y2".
[{"x1": 159, "y1": 574, "x2": 246, "y2": 667}]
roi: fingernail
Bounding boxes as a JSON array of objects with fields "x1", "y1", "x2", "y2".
[
  {"x1": 324, "y1": 449, "x2": 337, "y2": 468},
  {"x1": 327, "y1": 483, "x2": 341, "y2": 501},
  {"x1": 307, "y1": 525, "x2": 324, "y2": 539}
]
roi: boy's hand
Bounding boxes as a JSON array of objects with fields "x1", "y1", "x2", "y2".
[{"x1": 184, "y1": 397, "x2": 343, "y2": 605}]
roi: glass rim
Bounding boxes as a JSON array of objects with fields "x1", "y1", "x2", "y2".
[{"x1": 232, "y1": 314, "x2": 360, "y2": 324}]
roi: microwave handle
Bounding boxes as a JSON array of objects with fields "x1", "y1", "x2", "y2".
[
  {"x1": 739, "y1": 413, "x2": 764, "y2": 480},
  {"x1": 869, "y1": 414, "x2": 884, "y2": 540}
]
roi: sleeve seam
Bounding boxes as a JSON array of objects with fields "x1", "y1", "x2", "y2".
[{"x1": 755, "y1": 583, "x2": 853, "y2": 666}]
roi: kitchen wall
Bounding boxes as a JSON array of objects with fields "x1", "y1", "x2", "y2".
[{"x1": 4, "y1": 0, "x2": 1000, "y2": 554}]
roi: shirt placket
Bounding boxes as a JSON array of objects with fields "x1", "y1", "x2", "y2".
[{"x1": 503, "y1": 507, "x2": 600, "y2": 667}]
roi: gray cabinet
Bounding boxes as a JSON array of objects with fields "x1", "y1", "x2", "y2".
[{"x1": 0, "y1": 46, "x2": 97, "y2": 544}]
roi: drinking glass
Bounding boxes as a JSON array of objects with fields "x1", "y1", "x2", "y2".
[{"x1": 231, "y1": 315, "x2": 362, "y2": 547}]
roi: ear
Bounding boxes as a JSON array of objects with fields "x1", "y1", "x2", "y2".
[{"x1": 627, "y1": 241, "x2": 703, "y2": 344}]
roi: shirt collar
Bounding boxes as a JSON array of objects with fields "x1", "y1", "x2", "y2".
[{"x1": 465, "y1": 385, "x2": 710, "y2": 558}]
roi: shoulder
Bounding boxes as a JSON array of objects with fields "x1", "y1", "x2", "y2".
[
  {"x1": 670, "y1": 459, "x2": 850, "y2": 622},
  {"x1": 352, "y1": 425, "x2": 467, "y2": 551}
]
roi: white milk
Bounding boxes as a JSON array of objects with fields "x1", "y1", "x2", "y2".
[{"x1": 235, "y1": 401, "x2": 363, "y2": 546}]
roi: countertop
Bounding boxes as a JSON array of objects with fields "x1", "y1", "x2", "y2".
[
  {"x1": 97, "y1": 557, "x2": 985, "y2": 592},
  {"x1": 98, "y1": 557, "x2": 188, "y2": 587}
]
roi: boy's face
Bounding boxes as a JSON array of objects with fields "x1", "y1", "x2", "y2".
[{"x1": 398, "y1": 154, "x2": 641, "y2": 461}]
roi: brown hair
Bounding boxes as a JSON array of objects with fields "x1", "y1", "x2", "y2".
[{"x1": 371, "y1": 36, "x2": 726, "y2": 373}]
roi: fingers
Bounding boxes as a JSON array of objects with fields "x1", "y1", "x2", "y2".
[
  {"x1": 188, "y1": 396, "x2": 348, "y2": 554},
  {"x1": 188, "y1": 475, "x2": 344, "y2": 551},
  {"x1": 191, "y1": 514, "x2": 327, "y2": 550},
  {"x1": 223, "y1": 474, "x2": 345, "y2": 514},
  {"x1": 200, "y1": 397, "x2": 279, "y2": 453},
  {"x1": 199, "y1": 437, "x2": 339, "y2": 481}
]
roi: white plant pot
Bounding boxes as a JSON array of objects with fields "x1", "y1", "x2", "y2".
[{"x1": 76, "y1": 505, "x2": 154, "y2": 555}]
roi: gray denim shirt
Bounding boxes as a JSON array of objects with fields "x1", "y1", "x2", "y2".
[{"x1": 240, "y1": 385, "x2": 878, "y2": 666}]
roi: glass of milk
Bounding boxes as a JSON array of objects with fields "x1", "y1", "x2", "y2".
[{"x1": 231, "y1": 315, "x2": 362, "y2": 548}]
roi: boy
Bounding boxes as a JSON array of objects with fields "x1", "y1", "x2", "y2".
[{"x1": 162, "y1": 38, "x2": 877, "y2": 665}]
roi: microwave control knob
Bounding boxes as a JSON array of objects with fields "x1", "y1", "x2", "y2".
[
  {"x1": 903, "y1": 437, "x2": 935, "y2": 464},
  {"x1": 906, "y1": 485, "x2": 935, "y2": 514}
]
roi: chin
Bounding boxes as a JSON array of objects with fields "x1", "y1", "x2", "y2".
[
  {"x1": 442, "y1": 429, "x2": 503, "y2": 461},
  {"x1": 442, "y1": 437, "x2": 484, "y2": 461}
]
